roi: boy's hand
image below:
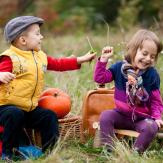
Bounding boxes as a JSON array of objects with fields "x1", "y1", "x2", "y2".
[
  {"x1": 100, "y1": 46, "x2": 113, "y2": 62},
  {"x1": 155, "y1": 119, "x2": 163, "y2": 128},
  {"x1": 77, "y1": 51, "x2": 96, "y2": 64},
  {"x1": 0, "y1": 72, "x2": 15, "y2": 84}
]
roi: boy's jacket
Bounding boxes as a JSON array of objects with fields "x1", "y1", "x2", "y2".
[{"x1": 0, "y1": 46, "x2": 47, "y2": 112}]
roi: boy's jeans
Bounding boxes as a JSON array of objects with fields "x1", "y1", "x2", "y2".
[{"x1": 0, "y1": 105, "x2": 59, "y2": 157}]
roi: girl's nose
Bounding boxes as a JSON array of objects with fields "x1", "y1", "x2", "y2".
[{"x1": 146, "y1": 55, "x2": 151, "y2": 61}]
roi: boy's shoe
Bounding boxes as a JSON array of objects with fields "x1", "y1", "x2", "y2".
[{"x1": 14, "y1": 145, "x2": 43, "y2": 160}]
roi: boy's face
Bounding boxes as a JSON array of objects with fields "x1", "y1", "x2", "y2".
[{"x1": 21, "y1": 24, "x2": 43, "y2": 51}]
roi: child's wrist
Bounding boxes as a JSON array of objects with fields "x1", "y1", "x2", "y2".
[
  {"x1": 77, "y1": 56, "x2": 84, "y2": 64},
  {"x1": 100, "y1": 57, "x2": 109, "y2": 62}
]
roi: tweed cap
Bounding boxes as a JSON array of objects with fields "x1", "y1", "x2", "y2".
[{"x1": 4, "y1": 16, "x2": 44, "y2": 43}]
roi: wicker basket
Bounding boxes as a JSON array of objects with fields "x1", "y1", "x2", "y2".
[
  {"x1": 27, "y1": 114, "x2": 81, "y2": 147},
  {"x1": 59, "y1": 114, "x2": 81, "y2": 139}
]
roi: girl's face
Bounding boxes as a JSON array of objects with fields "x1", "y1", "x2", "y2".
[
  {"x1": 133, "y1": 39, "x2": 157, "y2": 70},
  {"x1": 23, "y1": 24, "x2": 43, "y2": 51}
]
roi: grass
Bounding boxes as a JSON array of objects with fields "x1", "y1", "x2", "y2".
[{"x1": 0, "y1": 27, "x2": 163, "y2": 162}]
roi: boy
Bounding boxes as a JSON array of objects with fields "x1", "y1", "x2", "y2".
[{"x1": 0, "y1": 16, "x2": 96, "y2": 160}]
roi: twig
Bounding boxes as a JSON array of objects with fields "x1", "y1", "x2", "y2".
[
  {"x1": 86, "y1": 36, "x2": 94, "y2": 52},
  {"x1": 101, "y1": 18, "x2": 110, "y2": 46},
  {"x1": 86, "y1": 36, "x2": 95, "y2": 65}
]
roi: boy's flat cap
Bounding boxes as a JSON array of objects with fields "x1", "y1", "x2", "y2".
[{"x1": 4, "y1": 16, "x2": 44, "y2": 43}]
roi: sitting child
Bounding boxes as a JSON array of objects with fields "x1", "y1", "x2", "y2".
[
  {"x1": 94, "y1": 29, "x2": 163, "y2": 153},
  {"x1": 0, "y1": 16, "x2": 96, "y2": 160}
]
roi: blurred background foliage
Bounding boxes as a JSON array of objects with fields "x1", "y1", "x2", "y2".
[{"x1": 0, "y1": 0, "x2": 163, "y2": 34}]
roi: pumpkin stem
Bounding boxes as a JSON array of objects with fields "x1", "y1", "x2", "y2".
[{"x1": 54, "y1": 93, "x2": 58, "y2": 97}]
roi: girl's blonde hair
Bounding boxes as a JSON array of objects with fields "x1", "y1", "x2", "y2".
[{"x1": 124, "y1": 29, "x2": 162, "y2": 63}]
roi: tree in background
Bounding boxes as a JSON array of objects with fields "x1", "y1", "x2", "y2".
[
  {"x1": 137, "y1": 0, "x2": 163, "y2": 27},
  {"x1": 0, "y1": 1, "x2": 18, "y2": 26},
  {"x1": 116, "y1": 0, "x2": 139, "y2": 30},
  {"x1": 0, "y1": 0, "x2": 163, "y2": 34}
]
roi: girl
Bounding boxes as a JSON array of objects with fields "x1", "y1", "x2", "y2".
[{"x1": 94, "y1": 29, "x2": 163, "y2": 153}]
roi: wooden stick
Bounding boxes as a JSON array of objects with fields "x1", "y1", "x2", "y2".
[
  {"x1": 101, "y1": 18, "x2": 110, "y2": 46},
  {"x1": 86, "y1": 36, "x2": 94, "y2": 52}
]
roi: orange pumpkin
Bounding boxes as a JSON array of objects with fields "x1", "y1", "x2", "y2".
[{"x1": 38, "y1": 88, "x2": 71, "y2": 118}]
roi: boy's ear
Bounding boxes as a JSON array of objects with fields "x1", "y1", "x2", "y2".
[{"x1": 19, "y1": 36, "x2": 27, "y2": 45}]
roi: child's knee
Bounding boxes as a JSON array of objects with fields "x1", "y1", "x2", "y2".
[
  {"x1": 100, "y1": 110, "x2": 114, "y2": 124},
  {"x1": 44, "y1": 109, "x2": 58, "y2": 123},
  {"x1": 143, "y1": 119, "x2": 158, "y2": 134}
]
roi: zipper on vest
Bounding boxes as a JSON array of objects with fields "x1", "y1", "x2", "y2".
[{"x1": 30, "y1": 51, "x2": 38, "y2": 111}]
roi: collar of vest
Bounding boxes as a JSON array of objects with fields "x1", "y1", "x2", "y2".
[{"x1": 10, "y1": 45, "x2": 39, "y2": 55}]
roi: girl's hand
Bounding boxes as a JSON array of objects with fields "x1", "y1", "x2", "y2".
[
  {"x1": 100, "y1": 46, "x2": 113, "y2": 62},
  {"x1": 155, "y1": 119, "x2": 163, "y2": 128},
  {"x1": 0, "y1": 72, "x2": 15, "y2": 84},
  {"x1": 77, "y1": 51, "x2": 96, "y2": 64},
  {"x1": 128, "y1": 74, "x2": 137, "y2": 85}
]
